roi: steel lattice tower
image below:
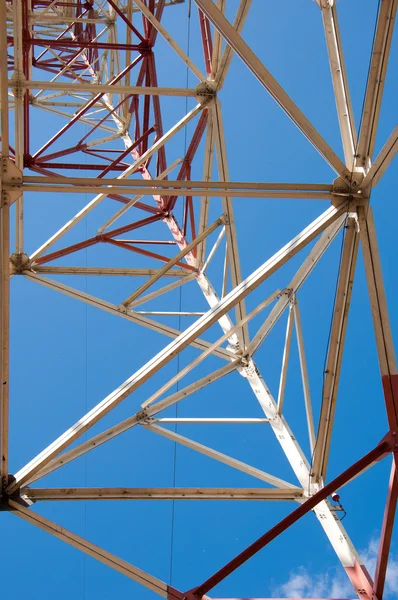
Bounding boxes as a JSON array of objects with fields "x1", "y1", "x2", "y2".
[{"x1": 0, "y1": 1, "x2": 397, "y2": 599}]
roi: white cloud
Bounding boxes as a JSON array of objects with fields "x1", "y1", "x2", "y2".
[
  {"x1": 272, "y1": 538, "x2": 398, "y2": 599},
  {"x1": 274, "y1": 566, "x2": 353, "y2": 598}
]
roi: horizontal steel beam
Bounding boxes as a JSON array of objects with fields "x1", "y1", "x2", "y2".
[
  {"x1": 20, "y1": 177, "x2": 334, "y2": 191},
  {"x1": 10, "y1": 80, "x2": 198, "y2": 96},
  {"x1": 22, "y1": 487, "x2": 304, "y2": 501}
]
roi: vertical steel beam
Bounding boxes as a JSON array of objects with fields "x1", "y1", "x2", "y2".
[
  {"x1": 357, "y1": 206, "x2": 397, "y2": 400},
  {"x1": 0, "y1": 0, "x2": 10, "y2": 489},
  {"x1": 356, "y1": 0, "x2": 397, "y2": 170},
  {"x1": 312, "y1": 217, "x2": 359, "y2": 483},
  {"x1": 213, "y1": 99, "x2": 249, "y2": 348},
  {"x1": 320, "y1": 2, "x2": 357, "y2": 166}
]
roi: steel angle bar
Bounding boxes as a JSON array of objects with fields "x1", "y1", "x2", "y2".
[
  {"x1": 8, "y1": 501, "x2": 172, "y2": 598},
  {"x1": 31, "y1": 267, "x2": 194, "y2": 277},
  {"x1": 292, "y1": 300, "x2": 316, "y2": 454},
  {"x1": 144, "y1": 424, "x2": 299, "y2": 489},
  {"x1": 360, "y1": 125, "x2": 398, "y2": 189},
  {"x1": 215, "y1": 0, "x2": 252, "y2": 89},
  {"x1": 213, "y1": 99, "x2": 249, "y2": 348},
  {"x1": 320, "y1": 2, "x2": 357, "y2": 166},
  {"x1": 312, "y1": 218, "x2": 359, "y2": 483},
  {"x1": 356, "y1": 0, "x2": 397, "y2": 169},
  {"x1": 23, "y1": 487, "x2": 303, "y2": 501}
]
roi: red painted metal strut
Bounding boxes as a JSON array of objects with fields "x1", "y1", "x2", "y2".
[
  {"x1": 179, "y1": 433, "x2": 396, "y2": 600},
  {"x1": 373, "y1": 460, "x2": 398, "y2": 600}
]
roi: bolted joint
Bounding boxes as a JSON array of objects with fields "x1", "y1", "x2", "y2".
[
  {"x1": 0, "y1": 475, "x2": 33, "y2": 510},
  {"x1": 195, "y1": 82, "x2": 217, "y2": 102},
  {"x1": 10, "y1": 71, "x2": 27, "y2": 101},
  {"x1": 136, "y1": 409, "x2": 150, "y2": 423},
  {"x1": 10, "y1": 253, "x2": 31, "y2": 274}
]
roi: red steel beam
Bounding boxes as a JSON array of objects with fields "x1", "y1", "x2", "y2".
[
  {"x1": 373, "y1": 461, "x2": 398, "y2": 600},
  {"x1": 107, "y1": 0, "x2": 146, "y2": 43},
  {"x1": 149, "y1": 0, "x2": 166, "y2": 47},
  {"x1": 183, "y1": 433, "x2": 396, "y2": 600},
  {"x1": 382, "y1": 373, "x2": 398, "y2": 433},
  {"x1": 33, "y1": 214, "x2": 163, "y2": 265},
  {"x1": 28, "y1": 39, "x2": 146, "y2": 51},
  {"x1": 198, "y1": 8, "x2": 213, "y2": 75},
  {"x1": 105, "y1": 238, "x2": 197, "y2": 271},
  {"x1": 32, "y1": 54, "x2": 143, "y2": 159},
  {"x1": 98, "y1": 126, "x2": 156, "y2": 178},
  {"x1": 166, "y1": 110, "x2": 208, "y2": 211}
]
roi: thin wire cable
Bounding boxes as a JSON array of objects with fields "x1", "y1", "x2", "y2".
[{"x1": 169, "y1": 0, "x2": 192, "y2": 586}]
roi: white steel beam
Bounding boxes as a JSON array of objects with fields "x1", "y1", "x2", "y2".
[
  {"x1": 197, "y1": 109, "x2": 215, "y2": 266},
  {"x1": 277, "y1": 303, "x2": 294, "y2": 415},
  {"x1": 320, "y1": 2, "x2": 357, "y2": 167},
  {"x1": 7, "y1": 203, "x2": 347, "y2": 494},
  {"x1": 293, "y1": 300, "x2": 316, "y2": 454},
  {"x1": 213, "y1": 99, "x2": 249, "y2": 348},
  {"x1": 0, "y1": 0, "x2": 10, "y2": 488},
  {"x1": 215, "y1": 0, "x2": 252, "y2": 89},
  {"x1": 356, "y1": 0, "x2": 397, "y2": 169},
  {"x1": 20, "y1": 177, "x2": 335, "y2": 194},
  {"x1": 8, "y1": 500, "x2": 170, "y2": 598},
  {"x1": 312, "y1": 218, "x2": 359, "y2": 483},
  {"x1": 358, "y1": 206, "x2": 397, "y2": 378},
  {"x1": 210, "y1": 0, "x2": 226, "y2": 81},
  {"x1": 144, "y1": 423, "x2": 300, "y2": 489},
  {"x1": 140, "y1": 290, "x2": 280, "y2": 409},
  {"x1": 133, "y1": 0, "x2": 208, "y2": 83},
  {"x1": 122, "y1": 216, "x2": 225, "y2": 307},
  {"x1": 155, "y1": 418, "x2": 270, "y2": 424},
  {"x1": 129, "y1": 274, "x2": 196, "y2": 309},
  {"x1": 360, "y1": 125, "x2": 398, "y2": 189},
  {"x1": 30, "y1": 266, "x2": 195, "y2": 277},
  {"x1": 248, "y1": 215, "x2": 347, "y2": 356},
  {"x1": 13, "y1": 80, "x2": 198, "y2": 96},
  {"x1": 22, "y1": 487, "x2": 304, "y2": 501},
  {"x1": 193, "y1": 0, "x2": 351, "y2": 181}
]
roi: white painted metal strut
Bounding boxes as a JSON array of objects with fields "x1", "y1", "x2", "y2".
[
  {"x1": 8, "y1": 500, "x2": 170, "y2": 598},
  {"x1": 355, "y1": 0, "x2": 397, "y2": 169},
  {"x1": 320, "y1": 2, "x2": 357, "y2": 167},
  {"x1": 22, "y1": 487, "x2": 304, "y2": 501}
]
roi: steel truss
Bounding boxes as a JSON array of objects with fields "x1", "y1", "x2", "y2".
[{"x1": 0, "y1": 1, "x2": 397, "y2": 599}]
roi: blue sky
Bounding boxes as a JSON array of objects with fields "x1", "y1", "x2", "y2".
[{"x1": 3, "y1": 1, "x2": 398, "y2": 599}]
